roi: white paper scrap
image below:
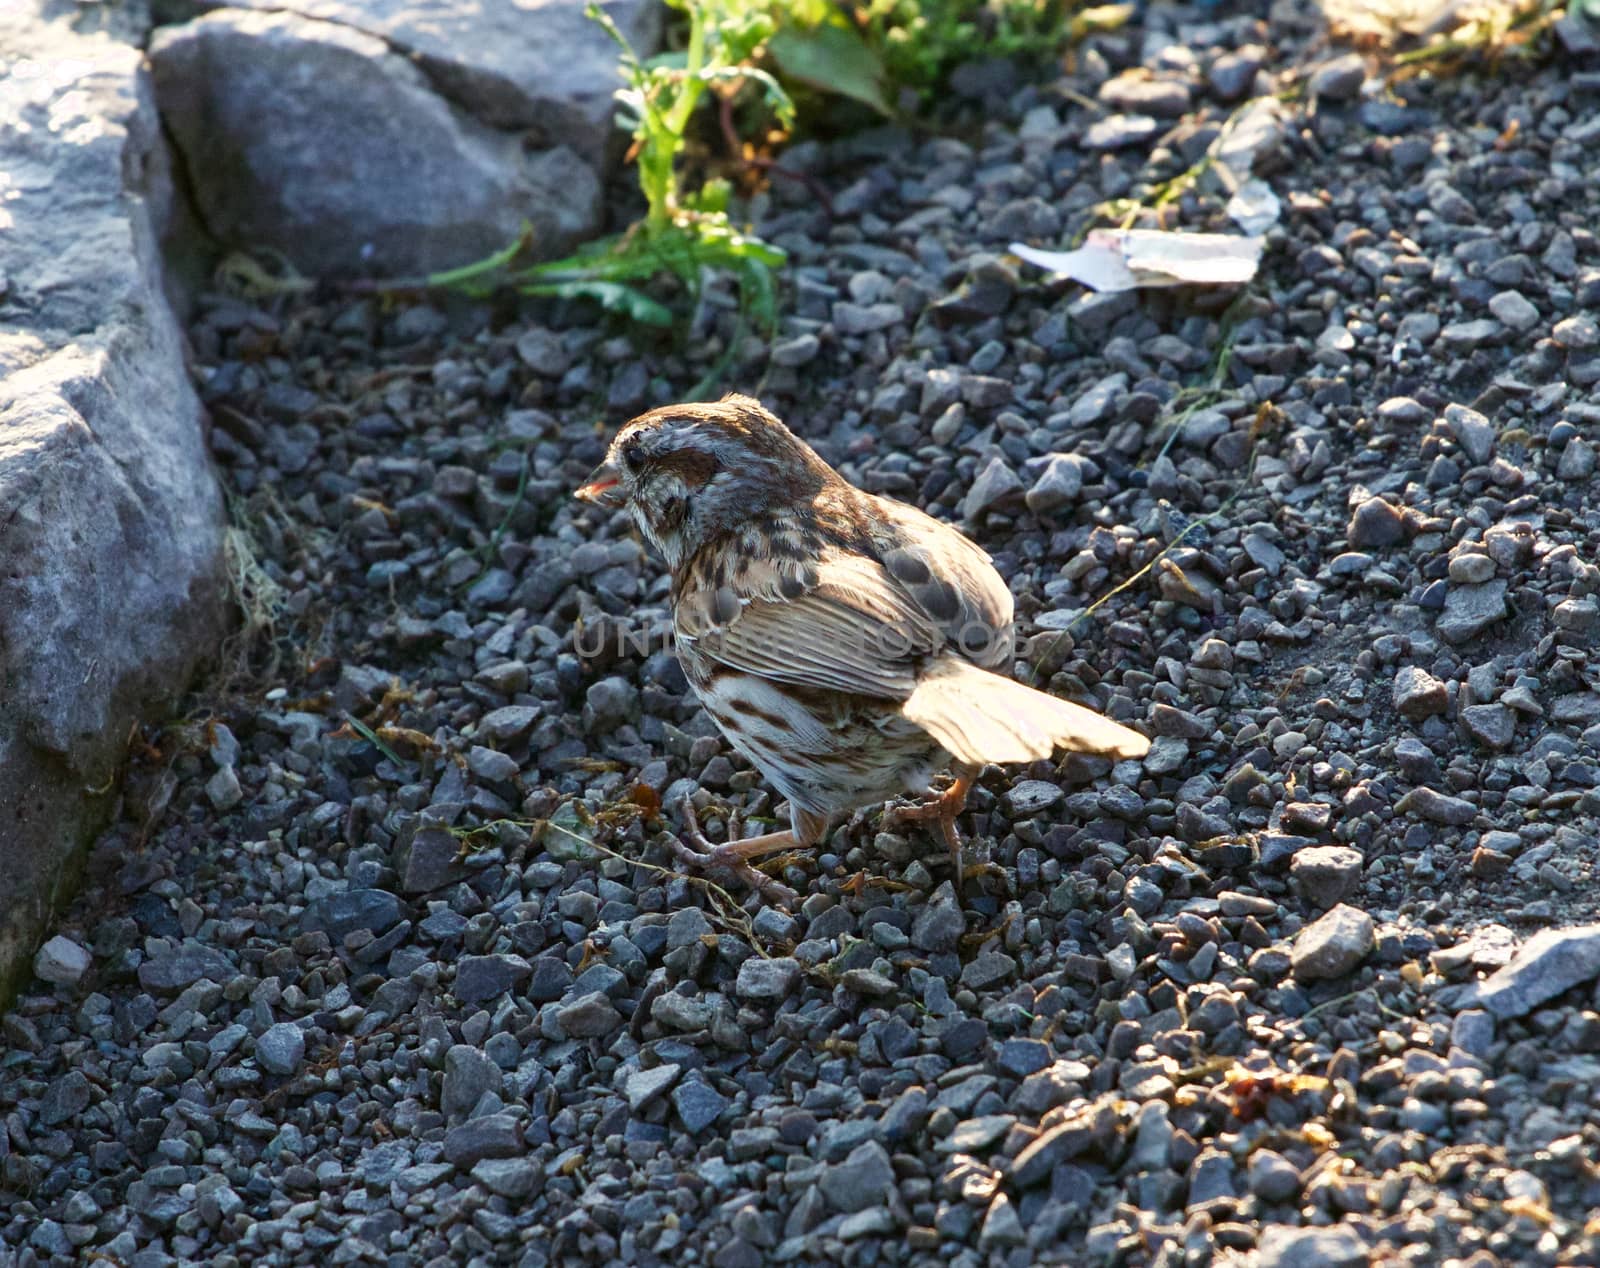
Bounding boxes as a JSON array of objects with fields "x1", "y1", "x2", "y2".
[{"x1": 1010, "y1": 229, "x2": 1264, "y2": 292}]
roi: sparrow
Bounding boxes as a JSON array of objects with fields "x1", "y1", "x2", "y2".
[{"x1": 576, "y1": 394, "x2": 1150, "y2": 900}]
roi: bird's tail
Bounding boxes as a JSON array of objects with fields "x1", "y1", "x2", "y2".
[{"x1": 902, "y1": 657, "x2": 1150, "y2": 769}]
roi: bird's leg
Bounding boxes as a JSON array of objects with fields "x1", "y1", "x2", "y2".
[
  {"x1": 885, "y1": 771, "x2": 975, "y2": 880},
  {"x1": 669, "y1": 798, "x2": 806, "y2": 905}
]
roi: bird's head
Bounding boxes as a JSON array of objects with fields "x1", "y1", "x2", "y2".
[{"x1": 576, "y1": 394, "x2": 832, "y2": 569}]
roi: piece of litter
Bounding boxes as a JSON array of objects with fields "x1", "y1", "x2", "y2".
[
  {"x1": 1010, "y1": 229, "x2": 1264, "y2": 292},
  {"x1": 1227, "y1": 180, "x2": 1281, "y2": 234}
]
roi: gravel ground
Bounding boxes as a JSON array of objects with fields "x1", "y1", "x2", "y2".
[{"x1": 7, "y1": 9, "x2": 1600, "y2": 1267}]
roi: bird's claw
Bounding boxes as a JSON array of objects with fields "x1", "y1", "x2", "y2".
[{"x1": 670, "y1": 798, "x2": 799, "y2": 906}]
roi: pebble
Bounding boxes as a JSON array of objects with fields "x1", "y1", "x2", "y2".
[
  {"x1": 33, "y1": 935, "x2": 91, "y2": 987},
  {"x1": 255, "y1": 1022, "x2": 306, "y2": 1076},
  {"x1": 673, "y1": 1081, "x2": 730, "y2": 1135},
  {"x1": 1289, "y1": 846, "x2": 1363, "y2": 909},
  {"x1": 1291, "y1": 904, "x2": 1375, "y2": 981},
  {"x1": 1395, "y1": 786, "x2": 1476, "y2": 825},
  {"x1": 736, "y1": 956, "x2": 801, "y2": 1001},
  {"x1": 205, "y1": 764, "x2": 244, "y2": 811},
  {"x1": 1308, "y1": 53, "x2": 1364, "y2": 100},
  {"x1": 1258, "y1": 1224, "x2": 1368, "y2": 1268},
  {"x1": 1436, "y1": 580, "x2": 1508, "y2": 644},
  {"x1": 1443, "y1": 404, "x2": 1496, "y2": 464},
  {"x1": 1025, "y1": 454, "x2": 1084, "y2": 513},
  {"x1": 962, "y1": 455, "x2": 1023, "y2": 520},
  {"x1": 819, "y1": 1141, "x2": 895, "y2": 1213},
  {"x1": 557, "y1": 991, "x2": 623, "y2": 1037},
  {"x1": 1488, "y1": 290, "x2": 1540, "y2": 332},
  {"x1": 1475, "y1": 925, "x2": 1600, "y2": 1019},
  {"x1": 1392, "y1": 666, "x2": 1447, "y2": 720},
  {"x1": 1347, "y1": 496, "x2": 1408, "y2": 548}
]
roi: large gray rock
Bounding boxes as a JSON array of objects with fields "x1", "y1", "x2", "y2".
[
  {"x1": 0, "y1": 6, "x2": 228, "y2": 1001},
  {"x1": 181, "y1": 0, "x2": 658, "y2": 159},
  {"x1": 148, "y1": 1, "x2": 648, "y2": 276}
]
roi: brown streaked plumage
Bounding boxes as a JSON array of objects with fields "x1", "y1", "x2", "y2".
[{"x1": 575, "y1": 394, "x2": 1150, "y2": 901}]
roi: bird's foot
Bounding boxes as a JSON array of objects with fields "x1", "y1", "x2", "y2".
[
  {"x1": 884, "y1": 774, "x2": 973, "y2": 881},
  {"x1": 670, "y1": 798, "x2": 800, "y2": 906}
]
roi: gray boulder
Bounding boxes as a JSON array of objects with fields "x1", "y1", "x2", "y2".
[
  {"x1": 181, "y1": 0, "x2": 660, "y2": 161},
  {"x1": 0, "y1": 5, "x2": 228, "y2": 1001},
  {"x1": 149, "y1": 0, "x2": 654, "y2": 276}
]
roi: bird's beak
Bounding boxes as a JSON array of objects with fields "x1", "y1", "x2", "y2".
[{"x1": 575, "y1": 462, "x2": 624, "y2": 506}]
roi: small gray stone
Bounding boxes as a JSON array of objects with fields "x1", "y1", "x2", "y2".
[
  {"x1": 479, "y1": 704, "x2": 540, "y2": 741},
  {"x1": 1208, "y1": 46, "x2": 1263, "y2": 100},
  {"x1": 1309, "y1": 52, "x2": 1364, "y2": 100},
  {"x1": 557, "y1": 991, "x2": 623, "y2": 1038},
  {"x1": 667, "y1": 906, "x2": 714, "y2": 949},
  {"x1": 1437, "y1": 580, "x2": 1508, "y2": 644},
  {"x1": 1004, "y1": 779, "x2": 1063, "y2": 816},
  {"x1": 832, "y1": 301, "x2": 902, "y2": 335},
  {"x1": 1375, "y1": 396, "x2": 1430, "y2": 427},
  {"x1": 1248, "y1": 1150, "x2": 1302, "y2": 1202},
  {"x1": 737, "y1": 957, "x2": 801, "y2": 1001},
  {"x1": 997, "y1": 1039, "x2": 1050, "y2": 1078},
  {"x1": 466, "y1": 745, "x2": 520, "y2": 782},
  {"x1": 1439, "y1": 319, "x2": 1501, "y2": 351},
  {"x1": 399, "y1": 826, "x2": 465, "y2": 893},
  {"x1": 960, "y1": 951, "x2": 1016, "y2": 991},
  {"x1": 303, "y1": 889, "x2": 404, "y2": 939},
  {"x1": 1488, "y1": 291, "x2": 1540, "y2": 333},
  {"x1": 1476, "y1": 925, "x2": 1600, "y2": 1019},
  {"x1": 1257, "y1": 1224, "x2": 1366, "y2": 1268},
  {"x1": 1099, "y1": 74, "x2": 1191, "y2": 118},
  {"x1": 40, "y1": 1071, "x2": 92, "y2": 1126},
  {"x1": 978, "y1": 1192, "x2": 1027, "y2": 1247},
  {"x1": 626, "y1": 1063, "x2": 681, "y2": 1110},
  {"x1": 1081, "y1": 114, "x2": 1160, "y2": 149},
  {"x1": 472, "y1": 1158, "x2": 540, "y2": 1200},
  {"x1": 1291, "y1": 904, "x2": 1375, "y2": 981},
  {"x1": 1460, "y1": 704, "x2": 1515, "y2": 749},
  {"x1": 1395, "y1": 786, "x2": 1477, "y2": 825},
  {"x1": 137, "y1": 943, "x2": 236, "y2": 993},
  {"x1": 1290, "y1": 846, "x2": 1364, "y2": 909},
  {"x1": 1553, "y1": 314, "x2": 1600, "y2": 349},
  {"x1": 911, "y1": 884, "x2": 965, "y2": 952},
  {"x1": 1450, "y1": 1009, "x2": 1495, "y2": 1057},
  {"x1": 256, "y1": 1022, "x2": 306, "y2": 1076},
  {"x1": 1444, "y1": 403, "x2": 1496, "y2": 464},
  {"x1": 963, "y1": 456, "x2": 1023, "y2": 521},
  {"x1": 454, "y1": 954, "x2": 532, "y2": 1003},
  {"x1": 583, "y1": 676, "x2": 638, "y2": 732},
  {"x1": 673, "y1": 1080, "x2": 730, "y2": 1134},
  {"x1": 1347, "y1": 496, "x2": 1408, "y2": 548},
  {"x1": 1024, "y1": 454, "x2": 1083, "y2": 514},
  {"x1": 771, "y1": 333, "x2": 820, "y2": 367},
  {"x1": 34, "y1": 935, "x2": 91, "y2": 987},
  {"x1": 1392, "y1": 666, "x2": 1447, "y2": 720},
  {"x1": 1555, "y1": 598, "x2": 1599, "y2": 633},
  {"x1": 1447, "y1": 553, "x2": 1495, "y2": 584},
  {"x1": 443, "y1": 1114, "x2": 522, "y2": 1167},
  {"x1": 1011, "y1": 1116, "x2": 1093, "y2": 1186},
  {"x1": 819, "y1": 1141, "x2": 895, "y2": 1213},
  {"x1": 442, "y1": 1044, "x2": 502, "y2": 1119},
  {"x1": 206, "y1": 765, "x2": 244, "y2": 811}
]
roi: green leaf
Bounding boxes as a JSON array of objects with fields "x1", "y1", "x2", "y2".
[
  {"x1": 769, "y1": 20, "x2": 892, "y2": 116},
  {"x1": 521, "y1": 278, "x2": 676, "y2": 326}
]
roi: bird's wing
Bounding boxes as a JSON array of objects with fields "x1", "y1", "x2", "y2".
[
  {"x1": 675, "y1": 545, "x2": 938, "y2": 700},
  {"x1": 865, "y1": 495, "x2": 1015, "y2": 671}
]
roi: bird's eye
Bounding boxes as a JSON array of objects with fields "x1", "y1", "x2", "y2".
[{"x1": 621, "y1": 440, "x2": 645, "y2": 471}]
